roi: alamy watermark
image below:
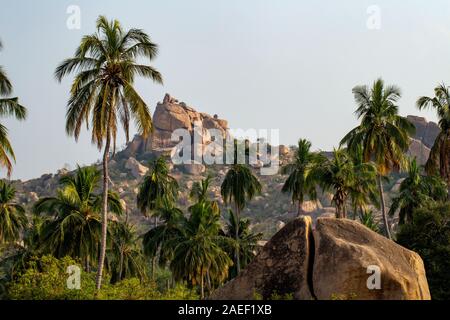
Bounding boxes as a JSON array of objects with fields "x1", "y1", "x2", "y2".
[{"x1": 169, "y1": 123, "x2": 280, "y2": 176}]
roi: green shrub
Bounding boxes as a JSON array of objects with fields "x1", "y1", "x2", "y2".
[
  {"x1": 6, "y1": 255, "x2": 198, "y2": 300},
  {"x1": 396, "y1": 203, "x2": 450, "y2": 300}
]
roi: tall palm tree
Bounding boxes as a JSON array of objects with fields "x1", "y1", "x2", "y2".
[
  {"x1": 55, "y1": 16, "x2": 162, "y2": 290},
  {"x1": 389, "y1": 158, "x2": 447, "y2": 225},
  {"x1": 221, "y1": 163, "x2": 261, "y2": 273},
  {"x1": 0, "y1": 180, "x2": 27, "y2": 244},
  {"x1": 221, "y1": 210, "x2": 262, "y2": 279},
  {"x1": 281, "y1": 139, "x2": 323, "y2": 216},
  {"x1": 341, "y1": 78, "x2": 415, "y2": 239},
  {"x1": 33, "y1": 166, "x2": 123, "y2": 269},
  {"x1": 416, "y1": 84, "x2": 450, "y2": 194},
  {"x1": 0, "y1": 39, "x2": 27, "y2": 177},
  {"x1": 169, "y1": 201, "x2": 232, "y2": 299}
]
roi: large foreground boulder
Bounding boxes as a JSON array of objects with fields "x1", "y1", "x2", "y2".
[
  {"x1": 210, "y1": 216, "x2": 314, "y2": 300},
  {"x1": 313, "y1": 218, "x2": 431, "y2": 300},
  {"x1": 211, "y1": 217, "x2": 431, "y2": 300}
]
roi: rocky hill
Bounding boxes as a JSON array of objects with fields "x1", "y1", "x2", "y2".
[{"x1": 11, "y1": 95, "x2": 441, "y2": 238}]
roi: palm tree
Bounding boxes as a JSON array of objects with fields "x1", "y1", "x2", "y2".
[
  {"x1": 190, "y1": 174, "x2": 213, "y2": 204},
  {"x1": 55, "y1": 16, "x2": 162, "y2": 290},
  {"x1": 389, "y1": 158, "x2": 447, "y2": 225},
  {"x1": 316, "y1": 149, "x2": 356, "y2": 218},
  {"x1": 221, "y1": 163, "x2": 261, "y2": 273},
  {"x1": 108, "y1": 220, "x2": 146, "y2": 284},
  {"x1": 221, "y1": 210, "x2": 262, "y2": 279},
  {"x1": 137, "y1": 157, "x2": 178, "y2": 217},
  {"x1": 33, "y1": 166, "x2": 123, "y2": 269},
  {"x1": 341, "y1": 78, "x2": 415, "y2": 239},
  {"x1": 416, "y1": 84, "x2": 450, "y2": 194},
  {"x1": 0, "y1": 40, "x2": 27, "y2": 177},
  {"x1": 0, "y1": 180, "x2": 27, "y2": 244},
  {"x1": 169, "y1": 201, "x2": 232, "y2": 299},
  {"x1": 281, "y1": 139, "x2": 323, "y2": 216},
  {"x1": 347, "y1": 145, "x2": 379, "y2": 219},
  {"x1": 189, "y1": 175, "x2": 219, "y2": 213},
  {"x1": 142, "y1": 201, "x2": 184, "y2": 268}
]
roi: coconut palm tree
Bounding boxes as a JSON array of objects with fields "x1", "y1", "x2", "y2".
[
  {"x1": 137, "y1": 157, "x2": 178, "y2": 218},
  {"x1": 281, "y1": 139, "x2": 323, "y2": 216},
  {"x1": 341, "y1": 78, "x2": 415, "y2": 239},
  {"x1": 0, "y1": 40, "x2": 27, "y2": 177},
  {"x1": 347, "y1": 145, "x2": 379, "y2": 219},
  {"x1": 221, "y1": 164, "x2": 261, "y2": 273},
  {"x1": 0, "y1": 180, "x2": 27, "y2": 244},
  {"x1": 33, "y1": 166, "x2": 123, "y2": 269},
  {"x1": 221, "y1": 209, "x2": 262, "y2": 279},
  {"x1": 169, "y1": 201, "x2": 232, "y2": 299},
  {"x1": 55, "y1": 16, "x2": 162, "y2": 289},
  {"x1": 142, "y1": 200, "x2": 184, "y2": 268},
  {"x1": 389, "y1": 158, "x2": 447, "y2": 225},
  {"x1": 416, "y1": 84, "x2": 450, "y2": 194},
  {"x1": 108, "y1": 220, "x2": 146, "y2": 284},
  {"x1": 316, "y1": 149, "x2": 356, "y2": 218}
]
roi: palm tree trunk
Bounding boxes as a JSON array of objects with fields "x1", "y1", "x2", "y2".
[
  {"x1": 297, "y1": 200, "x2": 303, "y2": 217},
  {"x1": 377, "y1": 174, "x2": 392, "y2": 239},
  {"x1": 118, "y1": 244, "x2": 124, "y2": 280},
  {"x1": 200, "y1": 273, "x2": 205, "y2": 299},
  {"x1": 234, "y1": 205, "x2": 241, "y2": 274},
  {"x1": 95, "y1": 119, "x2": 112, "y2": 291}
]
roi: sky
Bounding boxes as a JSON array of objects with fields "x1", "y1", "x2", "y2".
[{"x1": 1, "y1": 0, "x2": 450, "y2": 180}]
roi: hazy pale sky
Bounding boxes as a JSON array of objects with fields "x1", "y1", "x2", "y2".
[{"x1": 1, "y1": 0, "x2": 449, "y2": 180}]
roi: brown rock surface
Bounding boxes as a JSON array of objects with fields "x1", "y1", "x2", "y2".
[
  {"x1": 210, "y1": 216, "x2": 314, "y2": 300},
  {"x1": 312, "y1": 218, "x2": 431, "y2": 300}
]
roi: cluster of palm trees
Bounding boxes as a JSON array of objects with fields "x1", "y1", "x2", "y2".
[
  {"x1": 1, "y1": 14, "x2": 450, "y2": 299},
  {"x1": 281, "y1": 79, "x2": 450, "y2": 239},
  {"x1": 137, "y1": 157, "x2": 262, "y2": 298}
]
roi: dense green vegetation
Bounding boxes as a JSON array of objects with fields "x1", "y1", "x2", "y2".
[
  {"x1": 397, "y1": 203, "x2": 450, "y2": 300},
  {"x1": 0, "y1": 15, "x2": 450, "y2": 300}
]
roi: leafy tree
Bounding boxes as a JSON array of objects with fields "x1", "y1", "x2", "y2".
[
  {"x1": 416, "y1": 84, "x2": 450, "y2": 194},
  {"x1": 0, "y1": 40, "x2": 27, "y2": 177},
  {"x1": 169, "y1": 202, "x2": 232, "y2": 299},
  {"x1": 0, "y1": 180, "x2": 27, "y2": 244},
  {"x1": 33, "y1": 166, "x2": 123, "y2": 269},
  {"x1": 396, "y1": 203, "x2": 450, "y2": 300},
  {"x1": 6, "y1": 255, "x2": 198, "y2": 300},
  {"x1": 341, "y1": 78, "x2": 415, "y2": 238},
  {"x1": 221, "y1": 164, "x2": 261, "y2": 273},
  {"x1": 389, "y1": 158, "x2": 447, "y2": 225},
  {"x1": 55, "y1": 16, "x2": 162, "y2": 289},
  {"x1": 221, "y1": 210, "x2": 262, "y2": 279},
  {"x1": 281, "y1": 139, "x2": 323, "y2": 216}
]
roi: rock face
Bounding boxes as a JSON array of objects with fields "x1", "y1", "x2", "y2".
[
  {"x1": 123, "y1": 94, "x2": 229, "y2": 157},
  {"x1": 211, "y1": 217, "x2": 431, "y2": 300},
  {"x1": 210, "y1": 216, "x2": 314, "y2": 300},
  {"x1": 313, "y1": 218, "x2": 430, "y2": 300},
  {"x1": 407, "y1": 115, "x2": 440, "y2": 148},
  {"x1": 406, "y1": 115, "x2": 440, "y2": 165},
  {"x1": 124, "y1": 157, "x2": 148, "y2": 178}
]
